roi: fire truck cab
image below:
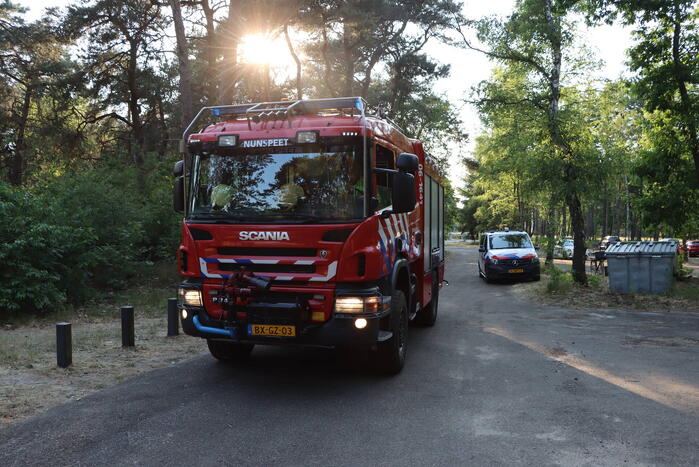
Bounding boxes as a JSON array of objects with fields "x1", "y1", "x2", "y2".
[{"x1": 174, "y1": 97, "x2": 445, "y2": 374}]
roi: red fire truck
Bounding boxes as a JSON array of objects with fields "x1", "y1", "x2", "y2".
[{"x1": 173, "y1": 97, "x2": 445, "y2": 373}]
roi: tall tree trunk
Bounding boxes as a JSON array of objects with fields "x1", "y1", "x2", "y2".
[
  {"x1": 561, "y1": 206, "x2": 567, "y2": 237},
  {"x1": 602, "y1": 198, "x2": 608, "y2": 236},
  {"x1": 612, "y1": 195, "x2": 620, "y2": 236},
  {"x1": 169, "y1": 0, "x2": 194, "y2": 135},
  {"x1": 157, "y1": 96, "x2": 167, "y2": 158},
  {"x1": 672, "y1": 18, "x2": 699, "y2": 185},
  {"x1": 219, "y1": 0, "x2": 240, "y2": 103},
  {"x1": 320, "y1": 20, "x2": 335, "y2": 96},
  {"x1": 127, "y1": 40, "x2": 144, "y2": 166},
  {"x1": 342, "y1": 19, "x2": 354, "y2": 96},
  {"x1": 545, "y1": 201, "x2": 556, "y2": 265},
  {"x1": 284, "y1": 24, "x2": 302, "y2": 99},
  {"x1": 9, "y1": 85, "x2": 32, "y2": 186},
  {"x1": 200, "y1": 0, "x2": 218, "y2": 104},
  {"x1": 543, "y1": 0, "x2": 586, "y2": 283}
]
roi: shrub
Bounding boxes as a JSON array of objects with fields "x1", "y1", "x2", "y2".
[
  {"x1": 0, "y1": 184, "x2": 96, "y2": 313},
  {"x1": 0, "y1": 156, "x2": 181, "y2": 315},
  {"x1": 588, "y1": 274, "x2": 602, "y2": 288},
  {"x1": 546, "y1": 266, "x2": 573, "y2": 293},
  {"x1": 33, "y1": 170, "x2": 143, "y2": 291}
]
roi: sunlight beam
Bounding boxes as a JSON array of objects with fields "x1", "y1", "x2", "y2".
[{"x1": 484, "y1": 326, "x2": 699, "y2": 415}]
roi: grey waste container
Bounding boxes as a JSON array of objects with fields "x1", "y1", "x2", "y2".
[{"x1": 605, "y1": 241, "x2": 677, "y2": 294}]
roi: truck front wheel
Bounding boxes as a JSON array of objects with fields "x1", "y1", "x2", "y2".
[
  {"x1": 207, "y1": 339, "x2": 254, "y2": 362},
  {"x1": 377, "y1": 290, "x2": 408, "y2": 374}
]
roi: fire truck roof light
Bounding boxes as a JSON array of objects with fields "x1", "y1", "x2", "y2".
[
  {"x1": 218, "y1": 135, "x2": 237, "y2": 147},
  {"x1": 296, "y1": 131, "x2": 318, "y2": 144}
]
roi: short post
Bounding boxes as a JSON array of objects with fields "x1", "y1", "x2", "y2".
[
  {"x1": 121, "y1": 306, "x2": 135, "y2": 347},
  {"x1": 56, "y1": 322, "x2": 72, "y2": 368},
  {"x1": 167, "y1": 298, "x2": 179, "y2": 337}
]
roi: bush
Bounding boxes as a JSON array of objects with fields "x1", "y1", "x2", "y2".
[
  {"x1": 0, "y1": 155, "x2": 181, "y2": 315},
  {"x1": 587, "y1": 274, "x2": 602, "y2": 288},
  {"x1": 0, "y1": 184, "x2": 96, "y2": 312},
  {"x1": 546, "y1": 266, "x2": 573, "y2": 293}
]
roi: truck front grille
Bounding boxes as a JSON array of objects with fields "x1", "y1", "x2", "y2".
[
  {"x1": 499, "y1": 258, "x2": 534, "y2": 266},
  {"x1": 218, "y1": 263, "x2": 316, "y2": 274},
  {"x1": 218, "y1": 247, "x2": 316, "y2": 257}
]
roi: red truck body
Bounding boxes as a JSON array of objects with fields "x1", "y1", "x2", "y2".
[{"x1": 175, "y1": 98, "x2": 445, "y2": 373}]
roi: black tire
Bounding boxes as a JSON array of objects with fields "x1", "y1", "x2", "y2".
[
  {"x1": 479, "y1": 264, "x2": 491, "y2": 282},
  {"x1": 533, "y1": 274, "x2": 541, "y2": 281},
  {"x1": 206, "y1": 339, "x2": 254, "y2": 362},
  {"x1": 377, "y1": 290, "x2": 408, "y2": 374},
  {"x1": 416, "y1": 282, "x2": 438, "y2": 327}
]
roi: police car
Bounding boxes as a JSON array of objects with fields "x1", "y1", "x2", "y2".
[{"x1": 477, "y1": 229, "x2": 541, "y2": 282}]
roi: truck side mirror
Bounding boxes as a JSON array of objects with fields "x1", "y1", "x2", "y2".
[
  {"x1": 173, "y1": 160, "x2": 184, "y2": 177},
  {"x1": 396, "y1": 153, "x2": 418, "y2": 173},
  {"x1": 174, "y1": 176, "x2": 184, "y2": 213},
  {"x1": 391, "y1": 171, "x2": 415, "y2": 213},
  {"x1": 478, "y1": 247, "x2": 485, "y2": 252}
]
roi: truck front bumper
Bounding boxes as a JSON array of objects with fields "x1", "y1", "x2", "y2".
[
  {"x1": 179, "y1": 306, "x2": 391, "y2": 350},
  {"x1": 484, "y1": 262, "x2": 540, "y2": 280}
]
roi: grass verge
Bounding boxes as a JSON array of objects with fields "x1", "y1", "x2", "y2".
[
  {"x1": 512, "y1": 265, "x2": 699, "y2": 314},
  {"x1": 0, "y1": 261, "x2": 207, "y2": 427}
]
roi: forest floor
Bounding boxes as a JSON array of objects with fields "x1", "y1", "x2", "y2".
[{"x1": 0, "y1": 262, "x2": 206, "y2": 427}]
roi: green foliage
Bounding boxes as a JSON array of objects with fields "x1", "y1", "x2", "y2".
[
  {"x1": 588, "y1": 274, "x2": 602, "y2": 288},
  {"x1": 0, "y1": 155, "x2": 179, "y2": 316},
  {"x1": 0, "y1": 183, "x2": 94, "y2": 313},
  {"x1": 545, "y1": 266, "x2": 573, "y2": 293}
]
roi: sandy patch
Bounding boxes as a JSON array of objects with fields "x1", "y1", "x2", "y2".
[{"x1": 0, "y1": 315, "x2": 206, "y2": 427}]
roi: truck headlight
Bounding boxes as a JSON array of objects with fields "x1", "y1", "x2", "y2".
[
  {"x1": 335, "y1": 295, "x2": 389, "y2": 314},
  {"x1": 178, "y1": 288, "x2": 202, "y2": 307}
]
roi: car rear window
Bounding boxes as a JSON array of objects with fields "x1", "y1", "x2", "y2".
[{"x1": 490, "y1": 234, "x2": 532, "y2": 249}]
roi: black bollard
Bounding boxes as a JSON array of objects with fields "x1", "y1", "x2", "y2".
[
  {"x1": 167, "y1": 298, "x2": 179, "y2": 337},
  {"x1": 121, "y1": 306, "x2": 135, "y2": 347},
  {"x1": 56, "y1": 322, "x2": 72, "y2": 368}
]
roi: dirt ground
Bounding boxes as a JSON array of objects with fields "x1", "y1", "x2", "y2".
[
  {"x1": 511, "y1": 271, "x2": 699, "y2": 314},
  {"x1": 0, "y1": 315, "x2": 207, "y2": 427},
  {"x1": 0, "y1": 261, "x2": 209, "y2": 427}
]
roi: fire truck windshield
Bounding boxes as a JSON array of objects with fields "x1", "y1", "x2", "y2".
[{"x1": 188, "y1": 144, "x2": 364, "y2": 222}]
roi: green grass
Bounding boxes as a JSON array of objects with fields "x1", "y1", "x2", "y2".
[
  {"x1": 672, "y1": 277, "x2": 699, "y2": 300},
  {"x1": 545, "y1": 266, "x2": 573, "y2": 293}
]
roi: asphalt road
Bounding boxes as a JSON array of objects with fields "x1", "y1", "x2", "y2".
[{"x1": 2, "y1": 247, "x2": 699, "y2": 466}]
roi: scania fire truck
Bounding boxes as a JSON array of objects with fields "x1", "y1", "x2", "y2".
[{"x1": 173, "y1": 97, "x2": 445, "y2": 374}]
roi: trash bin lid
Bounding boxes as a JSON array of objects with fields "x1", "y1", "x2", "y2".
[{"x1": 605, "y1": 241, "x2": 677, "y2": 256}]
